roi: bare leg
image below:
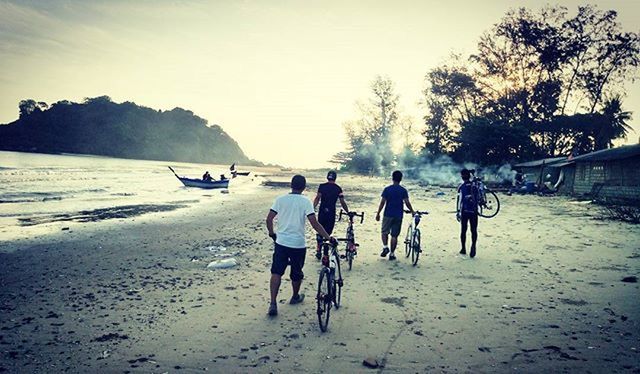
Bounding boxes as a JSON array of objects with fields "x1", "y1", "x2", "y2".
[
  {"x1": 270, "y1": 274, "x2": 281, "y2": 304},
  {"x1": 381, "y1": 233, "x2": 389, "y2": 246},
  {"x1": 291, "y1": 279, "x2": 302, "y2": 297},
  {"x1": 470, "y1": 214, "x2": 478, "y2": 257},
  {"x1": 460, "y1": 216, "x2": 468, "y2": 252},
  {"x1": 390, "y1": 236, "x2": 398, "y2": 252}
]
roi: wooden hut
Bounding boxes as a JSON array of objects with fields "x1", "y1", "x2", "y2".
[
  {"x1": 513, "y1": 157, "x2": 567, "y2": 186},
  {"x1": 568, "y1": 144, "x2": 640, "y2": 201}
]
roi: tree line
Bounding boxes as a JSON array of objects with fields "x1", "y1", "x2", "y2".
[
  {"x1": 1, "y1": 96, "x2": 257, "y2": 165},
  {"x1": 336, "y1": 5, "x2": 639, "y2": 174}
]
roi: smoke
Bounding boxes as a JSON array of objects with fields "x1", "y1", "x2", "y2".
[{"x1": 397, "y1": 153, "x2": 516, "y2": 187}]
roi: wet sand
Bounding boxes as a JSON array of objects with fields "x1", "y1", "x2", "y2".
[{"x1": 0, "y1": 174, "x2": 639, "y2": 373}]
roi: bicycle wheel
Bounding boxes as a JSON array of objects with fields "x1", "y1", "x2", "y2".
[
  {"x1": 346, "y1": 230, "x2": 354, "y2": 271},
  {"x1": 478, "y1": 190, "x2": 500, "y2": 218},
  {"x1": 411, "y1": 229, "x2": 421, "y2": 266},
  {"x1": 316, "y1": 269, "x2": 332, "y2": 332},
  {"x1": 404, "y1": 225, "x2": 412, "y2": 258},
  {"x1": 346, "y1": 244, "x2": 354, "y2": 271},
  {"x1": 333, "y1": 253, "x2": 343, "y2": 308}
]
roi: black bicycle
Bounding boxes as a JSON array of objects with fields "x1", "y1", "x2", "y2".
[
  {"x1": 338, "y1": 210, "x2": 364, "y2": 270},
  {"x1": 404, "y1": 210, "x2": 429, "y2": 266},
  {"x1": 470, "y1": 169, "x2": 500, "y2": 218},
  {"x1": 316, "y1": 238, "x2": 347, "y2": 332}
]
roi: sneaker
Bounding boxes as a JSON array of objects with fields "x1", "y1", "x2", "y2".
[
  {"x1": 315, "y1": 251, "x2": 321, "y2": 260},
  {"x1": 268, "y1": 303, "x2": 277, "y2": 316},
  {"x1": 459, "y1": 249, "x2": 466, "y2": 255},
  {"x1": 289, "y1": 293, "x2": 305, "y2": 305},
  {"x1": 470, "y1": 247, "x2": 476, "y2": 258},
  {"x1": 389, "y1": 253, "x2": 396, "y2": 261},
  {"x1": 380, "y1": 247, "x2": 390, "y2": 257}
]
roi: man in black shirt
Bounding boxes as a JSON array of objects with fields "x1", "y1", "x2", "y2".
[{"x1": 313, "y1": 170, "x2": 349, "y2": 259}]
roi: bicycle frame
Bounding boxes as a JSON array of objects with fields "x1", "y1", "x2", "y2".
[
  {"x1": 404, "y1": 210, "x2": 428, "y2": 266},
  {"x1": 317, "y1": 239, "x2": 347, "y2": 332},
  {"x1": 470, "y1": 170, "x2": 487, "y2": 205},
  {"x1": 338, "y1": 210, "x2": 364, "y2": 270}
]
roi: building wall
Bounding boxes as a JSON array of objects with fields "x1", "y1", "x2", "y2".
[
  {"x1": 573, "y1": 155, "x2": 640, "y2": 200},
  {"x1": 519, "y1": 165, "x2": 562, "y2": 185},
  {"x1": 556, "y1": 165, "x2": 575, "y2": 194}
]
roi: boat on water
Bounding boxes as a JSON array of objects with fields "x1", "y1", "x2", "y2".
[
  {"x1": 168, "y1": 167, "x2": 229, "y2": 189},
  {"x1": 229, "y1": 163, "x2": 250, "y2": 177}
]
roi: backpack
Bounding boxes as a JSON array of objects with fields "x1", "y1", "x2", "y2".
[{"x1": 459, "y1": 182, "x2": 478, "y2": 214}]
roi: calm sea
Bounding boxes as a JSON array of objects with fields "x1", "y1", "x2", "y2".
[{"x1": 0, "y1": 151, "x2": 258, "y2": 242}]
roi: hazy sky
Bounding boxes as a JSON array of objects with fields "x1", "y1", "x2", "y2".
[{"x1": 1, "y1": 0, "x2": 639, "y2": 168}]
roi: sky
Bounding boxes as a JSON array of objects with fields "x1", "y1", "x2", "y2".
[{"x1": 1, "y1": 0, "x2": 639, "y2": 168}]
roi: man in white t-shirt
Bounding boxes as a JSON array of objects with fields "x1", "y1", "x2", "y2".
[{"x1": 266, "y1": 175, "x2": 334, "y2": 317}]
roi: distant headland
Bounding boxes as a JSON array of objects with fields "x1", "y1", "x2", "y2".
[{"x1": 0, "y1": 96, "x2": 261, "y2": 165}]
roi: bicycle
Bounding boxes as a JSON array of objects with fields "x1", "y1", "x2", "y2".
[
  {"x1": 403, "y1": 210, "x2": 429, "y2": 266},
  {"x1": 316, "y1": 238, "x2": 347, "y2": 332},
  {"x1": 338, "y1": 210, "x2": 364, "y2": 270},
  {"x1": 469, "y1": 169, "x2": 500, "y2": 218}
]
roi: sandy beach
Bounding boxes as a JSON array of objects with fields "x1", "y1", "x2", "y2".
[{"x1": 1, "y1": 172, "x2": 639, "y2": 373}]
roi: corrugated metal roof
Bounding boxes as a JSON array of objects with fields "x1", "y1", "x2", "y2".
[
  {"x1": 571, "y1": 144, "x2": 640, "y2": 162},
  {"x1": 514, "y1": 157, "x2": 567, "y2": 168},
  {"x1": 548, "y1": 161, "x2": 575, "y2": 168}
]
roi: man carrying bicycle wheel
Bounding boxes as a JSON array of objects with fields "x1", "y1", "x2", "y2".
[
  {"x1": 376, "y1": 170, "x2": 414, "y2": 261},
  {"x1": 313, "y1": 170, "x2": 349, "y2": 260},
  {"x1": 456, "y1": 168, "x2": 480, "y2": 258},
  {"x1": 266, "y1": 175, "x2": 334, "y2": 317}
]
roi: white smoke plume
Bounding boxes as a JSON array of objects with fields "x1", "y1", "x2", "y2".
[{"x1": 397, "y1": 154, "x2": 515, "y2": 187}]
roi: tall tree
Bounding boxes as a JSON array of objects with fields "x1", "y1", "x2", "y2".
[
  {"x1": 422, "y1": 4, "x2": 639, "y2": 164},
  {"x1": 337, "y1": 75, "x2": 403, "y2": 174}
]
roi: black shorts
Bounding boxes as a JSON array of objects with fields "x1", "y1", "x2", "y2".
[
  {"x1": 318, "y1": 211, "x2": 336, "y2": 234},
  {"x1": 270, "y1": 243, "x2": 306, "y2": 281},
  {"x1": 460, "y1": 212, "x2": 478, "y2": 229},
  {"x1": 316, "y1": 211, "x2": 336, "y2": 243}
]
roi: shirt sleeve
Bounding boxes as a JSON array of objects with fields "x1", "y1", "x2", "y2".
[
  {"x1": 338, "y1": 185, "x2": 344, "y2": 197},
  {"x1": 381, "y1": 187, "x2": 387, "y2": 199},
  {"x1": 270, "y1": 197, "x2": 280, "y2": 213},
  {"x1": 403, "y1": 188, "x2": 409, "y2": 199},
  {"x1": 304, "y1": 197, "x2": 315, "y2": 216}
]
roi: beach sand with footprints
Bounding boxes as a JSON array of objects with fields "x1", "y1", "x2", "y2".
[{"x1": 1, "y1": 171, "x2": 638, "y2": 372}]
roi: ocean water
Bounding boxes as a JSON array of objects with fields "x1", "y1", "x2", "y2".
[{"x1": 0, "y1": 151, "x2": 259, "y2": 242}]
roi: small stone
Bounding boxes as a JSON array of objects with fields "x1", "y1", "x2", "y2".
[
  {"x1": 363, "y1": 357, "x2": 379, "y2": 369},
  {"x1": 621, "y1": 276, "x2": 637, "y2": 283}
]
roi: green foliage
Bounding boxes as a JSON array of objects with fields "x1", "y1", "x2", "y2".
[
  {"x1": 0, "y1": 97, "x2": 255, "y2": 165},
  {"x1": 337, "y1": 76, "x2": 401, "y2": 175},
  {"x1": 421, "y1": 4, "x2": 639, "y2": 165},
  {"x1": 453, "y1": 118, "x2": 534, "y2": 165}
]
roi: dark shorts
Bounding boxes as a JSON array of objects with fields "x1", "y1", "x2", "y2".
[
  {"x1": 270, "y1": 243, "x2": 306, "y2": 281},
  {"x1": 316, "y1": 211, "x2": 336, "y2": 243},
  {"x1": 461, "y1": 212, "x2": 478, "y2": 230},
  {"x1": 381, "y1": 216, "x2": 403, "y2": 237}
]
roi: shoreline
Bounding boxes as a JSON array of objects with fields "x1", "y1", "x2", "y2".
[{"x1": 0, "y1": 179, "x2": 638, "y2": 373}]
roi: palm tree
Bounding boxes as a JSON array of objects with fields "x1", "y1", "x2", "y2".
[{"x1": 595, "y1": 96, "x2": 633, "y2": 150}]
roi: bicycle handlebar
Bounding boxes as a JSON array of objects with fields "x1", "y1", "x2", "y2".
[
  {"x1": 338, "y1": 210, "x2": 365, "y2": 224},
  {"x1": 320, "y1": 238, "x2": 349, "y2": 246},
  {"x1": 404, "y1": 210, "x2": 429, "y2": 215}
]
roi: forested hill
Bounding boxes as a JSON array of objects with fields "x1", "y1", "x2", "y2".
[{"x1": 0, "y1": 96, "x2": 258, "y2": 165}]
